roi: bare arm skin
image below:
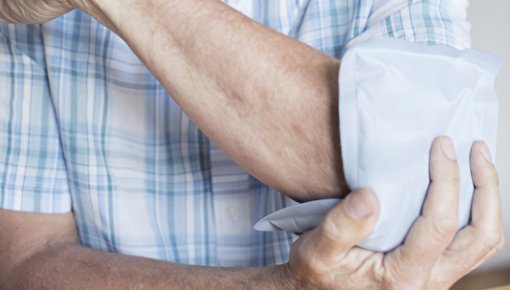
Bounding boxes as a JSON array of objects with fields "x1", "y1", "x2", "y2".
[
  {"x1": 73, "y1": 0, "x2": 347, "y2": 201},
  {"x1": 1, "y1": 1, "x2": 347, "y2": 203},
  {"x1": 0, "y1": 0, "x2": 74, "y2": 23},
  {"x1": 0, "y1": 139, "x2": 504, "y2": 289},
  {"x1": 0, "y1": 209, "x2": 292, "y2": 290},
  {"x1": 0, "y1": 1, "x2": 504, "y2": 289}
]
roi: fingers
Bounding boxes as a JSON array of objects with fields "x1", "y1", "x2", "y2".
[
  {"x1": 306, "y1": 188, "x2": 379, "y2": 264},
  {"x1": 470, "y1": 141, "x2": 501, "y2": 231},
  {"x1": 287, "y1": 189, "x2": 380, "y2": 289},
  {"x1": 432, "y1": 141, "x2": 504, "y2": 283},
  {"x1": 391, "y1": 137, "x2": 460, "y2": 275}
]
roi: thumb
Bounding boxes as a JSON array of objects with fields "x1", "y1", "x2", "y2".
[{"x1": 311, "y1": 188, "x2": 379, "y2": 260}]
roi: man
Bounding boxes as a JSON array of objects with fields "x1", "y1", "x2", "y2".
[{"x1": 0, "y1": 0, "x2": 504, "y2": 289}]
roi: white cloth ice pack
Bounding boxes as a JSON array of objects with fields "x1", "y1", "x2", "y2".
[{"x1": 255, "y1": 39, "x2": 500, "y2": 252}]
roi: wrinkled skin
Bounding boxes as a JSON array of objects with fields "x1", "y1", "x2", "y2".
[
  {"x1": 0, "y1": 0, "x2": 75, "y2": 23},
  {"x1": 288, "y1": 138, "x2": 504, "y2": 290},
  {"x1": 0, "y1": 2, "x2": 504, "y2": 289}
]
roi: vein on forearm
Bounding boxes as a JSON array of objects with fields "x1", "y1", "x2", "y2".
[
  {"x1": 84, "y1": 0, "x2": 348, "y2": 200},
  {"x1": 4, "y1": 243, "x2": 294, "y2": 290}
]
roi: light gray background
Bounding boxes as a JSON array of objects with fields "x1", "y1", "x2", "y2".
[{"x1": 468, "y1": 0, "x2": 510, "y2": 270}]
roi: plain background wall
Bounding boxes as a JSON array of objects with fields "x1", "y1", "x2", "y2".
[{"x1": 468, "y1": 0, "x2": 510, "y2": 270}]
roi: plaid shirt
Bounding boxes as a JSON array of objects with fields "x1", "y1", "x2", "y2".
[{"x1": 0, "y1": 0, "x2": 470, "y2": 266}]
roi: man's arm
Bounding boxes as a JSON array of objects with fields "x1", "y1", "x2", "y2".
[
  {"x1": 0, "y1": 209, "x2": 292, "y2": 289},
  {"x1": 1, "y1": 0, "x2": 347, "y2": 201},
  {"x1": 0, "y1": 140, "x2": 504, "y2": 289},
  {"x1": 73, "y1": 0, "x2": 347, "y2": 201}
]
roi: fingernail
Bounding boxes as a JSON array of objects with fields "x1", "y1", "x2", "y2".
[
  {"x1": 442, "y1": 138, "x2": 456, "y2": 160},
  {"x1": 346, "y1": 190, "x2": 374, "y2": 220},
  {"x1": 480, "y1": 142, "x2": 493, "y2": 164}
]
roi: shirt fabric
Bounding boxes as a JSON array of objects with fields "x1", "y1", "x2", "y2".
[{"x1": 0, "y1": 0, "x2": 470, "y2": 266}]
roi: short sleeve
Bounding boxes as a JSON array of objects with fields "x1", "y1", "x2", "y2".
[
  {"x1": 348, "y1": 0, "x2": 471, "y2": 50},
  {"x1": 0, "y1": 24, "x2": 71, "y2": 213}
]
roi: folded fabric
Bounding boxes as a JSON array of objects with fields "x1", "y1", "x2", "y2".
[{"x1": 255, "y1": 38, "x2": 500, "y2": 252}]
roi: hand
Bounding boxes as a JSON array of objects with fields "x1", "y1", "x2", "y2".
[
  {"x1": 0, "y1": 0, "x2": 76, "y2": 23},
  {"x1": 285, "y1": 137, "x2": 505, "y2": 290}
]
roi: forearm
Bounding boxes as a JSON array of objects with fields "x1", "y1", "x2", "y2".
[
  {"x1": 0, "y1": 0, "x2": 74, "y2": 23},
  {"x1": 4, "y1": 243, "x2": 293, "y2": 290},
  {"x1": 77, "y1": 0, "x2": 348, "y2": 200}
]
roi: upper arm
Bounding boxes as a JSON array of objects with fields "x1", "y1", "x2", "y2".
[{"x1": 0, "y1": 209, "x2": 79, "y2": 283}]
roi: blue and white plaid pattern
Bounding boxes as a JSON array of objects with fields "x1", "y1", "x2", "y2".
[{"x1": 0, "y1": 0, "x2": 470, "y2": 266}]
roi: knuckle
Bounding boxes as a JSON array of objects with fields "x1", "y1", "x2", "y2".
[
  {"x1": 294, "y1": 252, "x2": 326, "y2": 279},
  {"x1": 485, "y1": 163, "x2": 499, "y2": 186},
  {"x1": 290, "y1": 238, "x2": 321, "y2": 276},
  {"x1": 382, "y1": 271, "x2": 423, "y2": 290},
  {"x1": 437, "y1": 171, "x2": 460, "y2": 187},
  {"x1": 382, "y1": 266, "x2": 404, "y2": 288},
  {"x1": 449, "y1": 172, "x2": 461, "y2": 185},
  {"x1": 320, "y1": 213, "x2": 344, "y2": 240},
  {"x1": 490, "y1": 231, "x2": 503, "y2": 248},
  {"x1": 439, "y1": 162, "x2": 460, "y2": 183},
  {"x1": 357, "y1": 187, "x2": 373, "y2": 197},
  {"x1": 493, "y1": 171, "x2": 500, "y2": 187},
  {"x1": 497, "y1": 234, "x2": 506, "y2": 251},
  {"x1": 480, "y1": 230, "x2": 503, "y2": 253},
  {"x1": 371, "y1": 259, "x2": 386, "y2": 285},
  {"x1": 430, "y1": 218, "x2": 457, "y2": 239},
  {"x1": 493, "y1": 230, "x2": 506, "y2": 251}
]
